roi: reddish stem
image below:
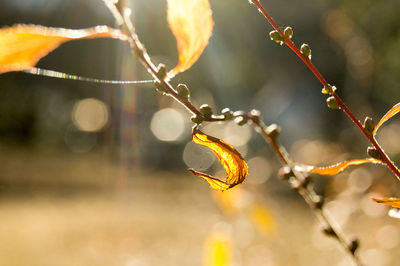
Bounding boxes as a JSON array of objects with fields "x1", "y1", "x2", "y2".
[{"x1": 251, "y1": 0, "x2": 400, "y2": 181}]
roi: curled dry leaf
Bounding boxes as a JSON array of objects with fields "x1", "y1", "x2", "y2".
[
  {"x1": 167, "y1": 0, "x2": 214, "y2": 77},
  {"x1": 296, "y1": 158, "x2": 380, "y2": 176},
  {"x1": 189, "y1": 129, "x2": 248, "y2": 191},
  {"x1": 372, "y1": 198, "x2": 400, "y2": 208},
  {"x1": 0, "y1": 24, "x2": 127, "y2": 74},
  {"x1": 373, "y1": 102, "x2": 400, "y2": 135}
]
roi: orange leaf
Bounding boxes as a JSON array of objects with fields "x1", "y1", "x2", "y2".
[
  {"x1": 0, "y1": 24, "x2": 127, "y2": 74},
  {"x1": 167, "y1": 0, "x2": 214, "y2": 77},
  {"x1": 373, "y1": 102, "x2": 400, "y2": 135},
  {"x1": 189, "y1": 129, "x2": 248, "y2": 191},
  {"x1": 372, "y1": 198, "x2": 400, "y2": 208},
  {"x1": 297, "y1": 158, "x2": 380, "y2": 176}
]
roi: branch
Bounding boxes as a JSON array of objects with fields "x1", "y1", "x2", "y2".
[
  {"x1": 242, "y1": 111, "x2": 363, "y2": 266},
  {"x1": 103, "y1": 1, "x2": 362, "y2": 265},
  {"x1": 249, "y1": 0, "x2": 400, "y2": 182}
]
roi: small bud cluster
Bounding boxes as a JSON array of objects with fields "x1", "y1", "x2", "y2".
[
  {"x1": 266, "y1": 123, "x2": 281, "y2": 140},
  {"x1": 269, "y1": 30, "x2": 283, "y2": 45},
  {"x1": 235, "y1": 116, "x2": 248, "y2": 126},
  {"x1": 200, "y1": 104, "x2": 213, "y2": 118},
  {"x1": 326, "y1": 96, "x2": 340, "y2": 110},
  {"x1": 177, "y1": 84, "x2": 190, "y2": 98},
  {"x1": 156, "y1": 64, "x2": 167, "y2": 80},
  {"x1": 283, "y1": 26, "x2": 293, "y2": 39},
  {"x1": 154, "y1": 81, "x2": 166, "y2": 94},
  {"x1": 322, "y1": 225, "x2": 337, "y2": 237},
  {"x1": 221, "y1": 108, "x2": 234, "y2": 120},
  {"x1": 313, "y1": 195, "x2": 325, "y2": 210},
  {"x1": 191, "y1": 114, "x2": 204, "y2": 124},
  {"x1": 249, "y1": 109, "x2": 261, "y2": 123},
  {"x1": 349, "y1": 239, "x2": 360, "y2": 255},
  {"x1": 367, "y1": 147, "x2": 381, "y2": 160},
  {"x1": 279, "y1": 166, "x2": 293, "y2": 180},
  {"x1": 269, "y1": 27, "x2": 293, "y2": 45},
  {"x1": 321, "y1": 84, "x2": 336, "y2": 95},
  {"x1": 300, "y1": 43, "x2": 311, "y2": 60},
  {"x1": 363, "y1": 117, "x2": 375, "y2": 135}
]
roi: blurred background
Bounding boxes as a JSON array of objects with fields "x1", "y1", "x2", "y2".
[{"x1": 1, "y1": 0, "x2": 400, "y2": 265}]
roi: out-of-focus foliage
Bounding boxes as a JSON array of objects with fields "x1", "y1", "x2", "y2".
[{"x1": 203, "y1": 228, "x2": 232, "y2": 266}]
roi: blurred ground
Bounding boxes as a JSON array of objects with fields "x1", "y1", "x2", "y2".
[{"x1": 0, "y1": 147, "x2": 399, "y2": 266}]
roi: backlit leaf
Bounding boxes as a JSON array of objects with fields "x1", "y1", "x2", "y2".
[
  {"x1": 374, "y1": 103, "x2": 400, "y2": 135},
  {"x1": 167, "y1": 0, "x2": 214, "y2": 77},
  {"x1": 297, "y1": 158, "x2": 380, "y2": 176},
  {"x1": 372, "y1": 198, "x2": 400, "y2": 208},
  {"x1": 0, "y1": 24, "x2": 126, "y2": 74},
  {"x1": 189, "y1": 129, "x2": 248, "y2": 191}
]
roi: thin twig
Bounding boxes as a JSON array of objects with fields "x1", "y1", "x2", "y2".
[
  {"x1": 243, "y1": 112, "x2": 363, "y2": 266},
  {"x1": 249, "y1": 0, "x2": 400, "y2": 181},
  {"x1": 104, "y1": 2, "x2": 224, "y2": 122},
  {"x1": 103, "y1": 1, "x2": 362, "y2": 265}
]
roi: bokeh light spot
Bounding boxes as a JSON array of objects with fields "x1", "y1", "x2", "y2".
[
  {"x1": 361, "y1": 193, "x2": 387, "y2": 217},
  {"x1": 72, "y1": 98, "x2": 109, "y2": 132},
  {"x1": 223, "y1": 121, "x2": 252, "y2": 147},
  {"x1": 348, "y1": 168, "x2": 372, "y2": 193},
  {"x1": 360, "y1": 248, "x2": 389, "y2": 266},
  {"x1": 247, "y1": 157, "x2": 271, "y2": 185},
  {"x1": 376, "y1": 225, "x2": 399, "y2": 249}
]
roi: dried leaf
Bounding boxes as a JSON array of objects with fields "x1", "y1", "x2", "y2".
[
  {"x1": 374, "y1": 102, "x2": 400, "y2": 135},
  {"x1": 167, "y1": 0, "x2": 214, "y2": 77},
  {"x1": 372, "y1": 198, "x2": 400, "y2": 208},
  {"x1": 189, "y1": 129, "x2": 248, "y2": 191},
  {"x1": 297, "y1": 158, "x2": 380, "y2": 176},
  {"x1": 0, "y1": 24, "x2": 127, "y2": 74}
]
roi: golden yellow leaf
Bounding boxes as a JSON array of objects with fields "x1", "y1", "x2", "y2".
[
  {"x1": 189, "y1": 129, "x2": 248, "y2": 191},
  {"x1": 301, "y1": 158, "x2": 380, "y2": 176},
  {"x1": 374, "y1": 102, "x2": 400, "y2": 135},
  {"x1": 372, "y1": 197, "x2": 400, "y2": 208},
  {"x1": 0, "y1": 24, "x2": 127, "y2": 74},
  {"x1": 167, "y1": 0, "x2": 214, "y2": 77}
]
